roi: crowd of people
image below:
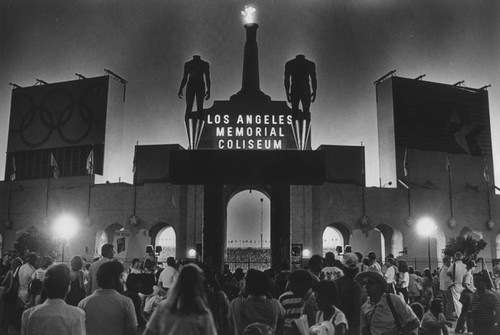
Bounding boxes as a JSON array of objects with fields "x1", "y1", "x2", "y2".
[{"x1": 0, "y1": 245, "x2": 500, "y2": 335}]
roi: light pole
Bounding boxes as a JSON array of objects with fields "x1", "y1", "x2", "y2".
[
  {"x1": 260, "y1": 198, "x2": 263, "y2": 249},
  {"x1": 53, "y1": 214, "x2": 79, "y2": 263},
  {"x1": 416, "y1": 217, "x2": 437, "y2": 271}
]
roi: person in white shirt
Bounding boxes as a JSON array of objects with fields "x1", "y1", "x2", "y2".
[
  {"x1": 86, "y1": 244, "x2": 115, "y2": 296},
  {"x1": 447, "y1": 252, "x2": 468, "y2": 318},
  {"x1": 438, "y1": 256, "x2": 455, "y2": 320},
  {"x1": 78, "y1": 261, "x2": 137, "y2": 335},
  {"x1": 367, "y1": 251, "x2": 381, "y2": 271},
  {"x1": 18, "y1": 253, "x2": 38, "y2": 308},
  {"x1": 384, "y1": 258, "x2": 397, "y2": 294},
  {"x1": 21, "y1": 263, "x2": 86, "y2": 335},
  {"x1": 158, "y1": 257, "x2": 178, "y2": 292}
]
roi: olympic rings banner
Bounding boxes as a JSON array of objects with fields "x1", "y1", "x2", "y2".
[{"x1": 7, "y1": 76, "x2": 109, "y2": 152}]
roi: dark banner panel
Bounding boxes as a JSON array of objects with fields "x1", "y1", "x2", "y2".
[
  {"x1": 8, "y1": 76, "x2": 109, "y2": 152},
  {"x1": 169, "y1": 150, "x2": 325, "y2": 185},
  {"x1": 318, "y1": 145, "x2": 365, "y2": 186},
  {"x1": 392, "y1": 77, "x2": 491, "y2": 156},
  {"x1": 134, "y1": 145, "x2": 183, "y2": 185}
]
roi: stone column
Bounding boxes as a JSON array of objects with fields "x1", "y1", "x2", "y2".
[
  {"x1": 271, "y1": 184, "x2": 291, "y2": 270},
  {"x1": 203, "y1": 183, "x2": 225, "y2": 273}
]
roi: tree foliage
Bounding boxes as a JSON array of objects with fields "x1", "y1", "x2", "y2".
[
  {"x1": 14, "y1": 226, "x2": 59, "y2": 259},
  {"x1": 442, "y1": 235, "x2": 487, "y2": 263}
]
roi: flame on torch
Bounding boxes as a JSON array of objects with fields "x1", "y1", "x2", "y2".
[{"x1": 241, "y1": 6, "x2": 256, "y2": 24}]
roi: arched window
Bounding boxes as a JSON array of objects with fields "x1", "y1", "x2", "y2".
[
  {"x1": 155, "y1": 226, "x2": 176, "y2": 262},
  {"x1": 322, "y1": 226, "x2": 344, "y2": 257}
]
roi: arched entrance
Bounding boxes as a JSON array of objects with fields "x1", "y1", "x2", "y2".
[
  {"x1": 322, "y1": 222, "x2": 350, "y2": 256},
  {"x1": 94, "y1": 223, "x2": 122, "y2": 258},
  {"x1": 226, "y1": 189, "x2": 271, "y2": 271},
  {"x1": 155, "y1": 226, "x2": 176, "y2": 262}
]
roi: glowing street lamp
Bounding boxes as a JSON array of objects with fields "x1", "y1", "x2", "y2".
[
  {"x1": 302, "y1": 248, "x2": 311, "y2": 258},
  {"x1": 187, "y1": 249, "x2": 197, "y2": 259},
  {"x1": 416, "y1": 217, "x2": 437, "y2": 271},
  {"x1": 53, "y1": 214, "x2": 79, "y2": 262}
]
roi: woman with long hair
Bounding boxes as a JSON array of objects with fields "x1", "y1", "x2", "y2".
[
  {"x1": 66, "y1": 255, "x2": 86, "y2": 306},
  {"x1": 144, "y1": 263, "x2": 217, "y2": 335},
  {"x1": 398, "y1": 260, "x2": 410, "y2": 303}
]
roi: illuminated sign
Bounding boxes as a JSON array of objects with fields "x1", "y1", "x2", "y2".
[
  {"x1": 206, "y1": 113, "x2": 292, "y2": 149},
  {"x1": 198, "y1": 100, "x2": 305, "y2": 150}
]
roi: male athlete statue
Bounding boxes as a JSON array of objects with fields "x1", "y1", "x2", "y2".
[
  {"x1": 284, "y1": 54, "x2": 317, "y2": 119},
  {"x1": 178, "y1": 55, "x2": 211, "y2": 120}
]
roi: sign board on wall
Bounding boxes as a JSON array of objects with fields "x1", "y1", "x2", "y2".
[{"x1": 198, "y1": 100, "x2": 309, "y2": 150}]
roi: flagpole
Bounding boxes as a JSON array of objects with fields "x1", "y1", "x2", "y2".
[
  {"x1": 133, "y1": 141, "x2": 138, "y2": 216},
  {"x1": 404, "y1": 148, "x2": 411, "y2": 217},
  {"x1": 87, "y1": 145, "x2": 94, "y2": 217},
  {"x1": 8, "y1": 177, "x2": 13, "y2": 221},
  {"x1": 46, "y1": 152, "x2": 51, "y2": 218},
  {"x1": 484, "y1": 158, "x2": 492, "y2": 220},
  {"x1": 447, "y1": 154, "x2": 454, "y2": 218}
]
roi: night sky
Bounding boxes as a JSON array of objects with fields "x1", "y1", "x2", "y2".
[{"x1": 1, "y1": 0, "x2": 499, "y2": 189}]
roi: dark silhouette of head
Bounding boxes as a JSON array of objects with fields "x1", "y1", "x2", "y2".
[
  {"x1": 70, "y1": 255, "x2": 84, "y2": 271},
  {"x1": 245, "y1": 269, "x2": 270, "y2": 297},
  {"x1": 166, "y1": 257, "x2": 176, "y2": 267},
  {"x1": 97, "y1": 261, "x2": 124, "y2": 291},
  {"x1": 313, "y1": 280, "x2": 339, "y2": 310},
  {"x1": 40, "y1": 255, "x2": 54, "y2": 270},
  {"x1": 44, "y1": 263, "x2": 71, "y2": 299},
  {"x1": 288, "y1": 269, "x2": 313, "y2": 298},
  {"x1": 324, "y1": 252, "x2": 336, "y2": 266},
  {"x1": 101, "y1": 244, "x2": 115, "y2": 259},
  {"x1": 308, "y1": 254, "x2": 323, "y2": 274}
]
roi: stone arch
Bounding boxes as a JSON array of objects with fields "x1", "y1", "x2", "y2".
[
  {"x1": 149, "y1": 222, "x2": 169, "y2": 246},
  {"x1": 154, "y1": 225, "x2": 176, "y2": 262},
  {"x1": 322, "y1": 226, "x2": 344, "y2": 256},
  {"x1": 93, "y1": 223, "x2": 122, "y2": 258},
  {"x1": 376, "y1": 223, "x2": 396, "y2": 259},
  {"x1": 325, "y1": 222, "x2": 351, "y2": 247},
  {"x1": 224, "y1": 185, "x2": 271, "y2": 205}
]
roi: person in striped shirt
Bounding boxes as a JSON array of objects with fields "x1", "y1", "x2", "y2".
[
  {"x1": 469, "y1": 271, "x2": 500, "y2": 335},
  {"x1": 278, "y1": 270, "x2": 317, "y2": 335}
]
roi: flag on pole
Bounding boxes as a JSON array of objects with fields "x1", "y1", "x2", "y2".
[
  {"x1": 446, "y1": 154, "x2": 451, "y2": 171},
  {"x1": 483, "y1": 158, "x2": 490, "y2": 183},
  {"x1": 403, "y1": 148, "x2": 408, "y2": 177},
  {"x1": 132, "y1": 149, "x2": 137, "y2": 174},
  {"x1": 10, "y1": 157, "x2": 16, "y2": 181},
  {"x1": 50, "y1": 152, "x2": 60, "y2": 179},
  {"x1": 86, "y1": 148, "x2": 94, "y2": 175}
]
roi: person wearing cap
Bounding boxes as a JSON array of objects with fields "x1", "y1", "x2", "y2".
[{"x1": 356, "y1": 267, "x2": 419, "y2": 335}]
